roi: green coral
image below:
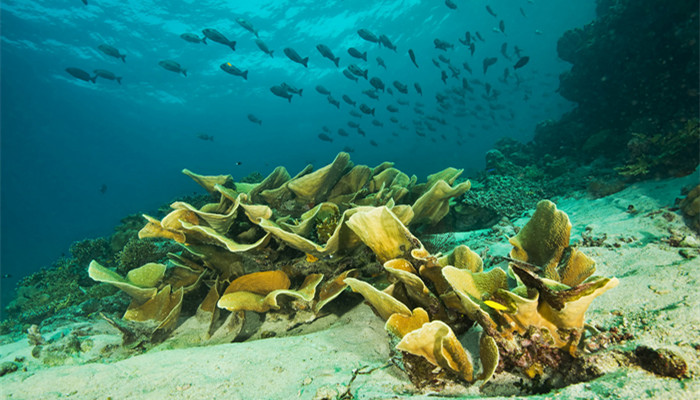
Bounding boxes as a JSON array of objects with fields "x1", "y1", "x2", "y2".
[{"x1": 115, "y1": 238, "x2": 173, "y2": 274}]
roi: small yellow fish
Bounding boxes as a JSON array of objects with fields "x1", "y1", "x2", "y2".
[
  {"x1": 306, "y1": 253, "x2": 319, "y2": 263},
  {"x1": 484, "y1": 300, "x2": 508, "y2": 311}
]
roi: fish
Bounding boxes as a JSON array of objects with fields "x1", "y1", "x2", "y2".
[
  {"x1": 347, "y1": 64, "x2": 368, "y2": 79},
  {"x1": 270, "y1": 85, "x2": 293, "y2": 102},
  {"x1": 463, "y1": 62, "x2": 472, "y2": 74},
  {"x1": 99, "y1": 184, "x2": 107, "y2": 194},
  {"x1": 469, "y1": 42, "x2": 476, "y2": 56},
  {"x1": 357, "y1": 29, "x2": 380, "y2": 44},
  {"x1": 197, "y1": 133, "x2": 214, "y2": 141},
  {"x1": 486, "y1": 5, "x2": 497, "y2": 17},
  {"x1": 513, "y1": 46, "x2": 523, "y2": 58},
  {"x1": 387, "y1": 87, "x2": 394, "y2": 95},
  {"x1": 484, "y1": 300, "x2": 508, "y2": 311},
  {"x1": 414, "y1": 107, "x2": 425, "y2": 115},
  {"x1": 475, "y1": 31, "x2": 485, "y2": 41},
  {"x1": 502, "y1": 67, "x2": 510, "y2": 81},
  {"x1": 342, "y1": 69, "x2": 359, "y2": 82},
  {"x1": 378, "y1": 34, "x2": 397, "y2": 51},
  {"x1": 180, "y1": 33, "x2": 206, "y2": 45},
  {"x1": 414, "y1": 83, "x2": 422, "y2": 95},
  {"x1": 520, "y1": 7, "x2": 527, "y2": 17},
  {"x1": 347, "y1": 121, "x2": 360, "y2": 128},
  {"x1": 397, "y1": 99, "x2": 409, "y2": 106},
  {"x1": 392, "y1": 80, "x2": 408, "y2": 94},
  {"x1": 318, "y1": 133, "x2": 333, "y2": 142},
  {"x1": 459, "y1": 31, "x2": 471, "y2": 46},
  {"x1": 359, "y1": 104, "x2": 375, "y2": 116},
  {"x1": 247, "y1": 114, "x2": 262, "y2": 125},
  {"x1": 369, "y1": 77, "x2": 385, "y2": 92},
  {"x1": 408, "y1": 49, "x2": 419, "y2": 68},
  {"x1": 220, "y1": 62, "x2": 248, "y2": 80},
  {"x1": 462, "y1": 77, "x2": 471, "y2": 91},
  {"x1": 81, "y1": 0, "x2": 87, "y2": 5},
  {"x1": 342, "y1": 94, "x2": 356, "y2": 106},
  {"x1": 316, "y1": 85, "x2": 331, "y2": 95},
  {"x1": 433, "y1": 39, "x2": 454, "y2": 51},
  {"x1": 441, "y1": 70, "x2": 448, "y2": 84},
  {"x1": 362, "y1": 89, "x2": 379, "y2": 99},
  {"x1": 343, "y1": 146, "x2": 355, "y2": 153},
  {"x1": 445, "y1": 0, "x2": 457, "y2": 9},
  {"x1": 357, "y1": 128, "x2": 366, "y2": 136},
  {"x1": 348, "y1": 47, "x2": 367, "y2": 61},
  {"x1": 387, "y1": 105, "x2": 399, "y2": 112},
  {"x1": 449, "y1": 65, "x2": 461, "y2": 77},
  {"x1": 93, "y1": 69, "x2": 121, "y2": 84},
  {"x1": 513, "y1": 56, "x2": 530, "y2": 69},
  {"x1": 376, "y1": 57, "x2": 387, "y2": 69},
  {"x1": 500, "y1": 43, "x2": 512, "y2": 60},
  {"x1": 349, "y1": 110, "x2": 362, "y2": 118},
  {"x1": 316, "y1": 44, "x2": 340, "y2": 67},
  {"x1": 499, "y1": 20, "x2": 506, "y2": 34},
  {"x1": 485, "y1": 83, "x2": 492, "y2": 95},
  {"x1": 338, "y1": 128, "x2": 349, "y2": 137},
  {"x1": 322, "y1": 126, "x2": 331, "y2": 133},
  {"x1": 482, "y1": 57, "x2": 497, "y2": 74},
  {"x1": 255, "y1": 39, "x2": 274, "y2": 57},
  {"x1": 369, "y1": 140, "x2": 378, "y2": 147},
  {"x1": 390, "y1": 117, "x2": 399, "y2": 123},
  {"x1": 432, "y1": 59, "x2": 441, "y2": 68},
  {"x1": 202, "y1": 29, "x2": 236, "y2": 51},
  {"x1": 438, "y1": 55, "x2": 450, "y2": 64},
  {"x1": 327, "y1": 95, "x2": 340, "y2": 109},
  {"x1": 158, "y1": 60, "x2": 187, "y2": 76},
  {"x1": 284, "y1": 48, "x2": 309, "y2": 67},
  {"x1": 371, "y1": 119, "x2": 383, "y2": 127},
  {"x1": 98, "y1": 44, "x2": 126, "y2": 62},
  {"x1": 236, "y1": 18, "x2": 259, "y2": 38},
  {"x1": 416, "y1": 130, "x2": 426, "y2": 137},
  {"x1": 280, "y1": 82, "x2": 303, "y2": 96}
]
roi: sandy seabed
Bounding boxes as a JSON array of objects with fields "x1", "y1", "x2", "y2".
[{"x1": 1, "y1": 172, "x2": 699, "y2": 400}]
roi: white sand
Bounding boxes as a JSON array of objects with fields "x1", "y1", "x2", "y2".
[{"x1": 2, "y1": 172, "x2": 699, "y2": 399}]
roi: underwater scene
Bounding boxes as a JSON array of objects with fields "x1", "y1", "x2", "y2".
[{"x1": 0, "y1": 0, "x2": 698, "y2": 398}]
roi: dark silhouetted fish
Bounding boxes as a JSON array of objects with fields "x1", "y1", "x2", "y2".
[
  {"x1": 445, "y1": 0, "x2": 457, "y2": 9},
  {"x1": 270, "y1": 85, "x2": 293, "y2": 102},
  {"x1": 432, "y1": 59, "x2": 441, "y2": 68},
  {"x1": 463, "y1": 62, "x2": 472, "y2": 74},
  {"x1": 348, "y1": 47, "x2": 367, "y2": 61},
  {"x1": 357, "y1": 128, "x2": 366, "y2": 136},
  {"x1": 469, "y1": 42, "x2": 476, "y2": 56},
  {"x1": 482, "y1": 57, "x2": 497, "y2": 74},
  {"x1": 316, "y1": 85, "x2": 331, "y2": 95},
  {"x1": 322, "y1": 126, "x2": 331, "y2": 133},
  {"x1": 397, "y1": 99, "x2": 409, "y2": 105},
  {"x1": 327, "y1": 95, "x2": 340, "y2": 109},
  {"x1": 414, "y1": 83, "x2": 422, "y2": 95},
  {"x1": 342, "y1": 95, "x2": 356, "y2": 106},
  {"x1": 198, "y1": 133, "x2": 214, "y2": 141},
  {"x1": 369, "y1": 140, "x2": 378, "y2": 147},
  {"x1": 359, "y1": 104, "x2": 375, "y2": 116},
  {"x1": 316, "y1": 44, "x2": 340, "y2": 67},
  {"x1": 500, "y1": 43, "x2": 512, "y2": 60},
  {"x1": 98, "y1": 44, "x2": 126, "y2": 62},
  {"x1": 513, "y1": 56, "x2": 530, "y2": 69},
  {"x1": 459, "y1": 31, "x2": 471, "y2": 46},
  {"x1": 379, "y1": 34, "x2": 396, "y2": 51},
  {"x1": 520, "y1": 7, "x2": 527, "y2": 17},
  {"x1": 318, "y1": 133, "x2": 333, "y2": 142},
  {"x1": 284, "y1": 47, "x2": 309, "y2": 67},
  {"x1": 438, "y1": 55, "x2": 450, "y2": 64},
  {"x1": 338, "y1": 128, "x2": 349, "y2": 137},
  {"x1": 81, "y1": 0, "x2": 87, "y2": 5},
  {"x1": 281, "y1": 82, "x2": 303, "y2": 96},
  {"x1": 348, "y1": 64, "x2": 368, "y2": 79},
  {"x1": 100, "y1": 184, "x2": 107, "y2": 194},
  {"x1": 376, "y1": 57, "x2": 387, "y2": 69},
  {"x1": 369, "y1": 77, "x2": 385, "y2": 92},
  {"x1": 392, "y1": 80, "x2": 408, "y2": 94},
  {"x1": 362, "y1": 89, "x2": 379, "y2": 99},
  {"x1": 349, "y1": 110, "x2": 362, "y2": 118},
  {"x1": 220, "y1": 62, "x2": 248, "y2": 80},
  {"x1": 357, "y1": 29, "x2": 380, "y2": 44},
  {"x1": 236, "y1": 18, "x2": 259, "y2": 38},
  {"x1": 247, "y1": 114, "x2": 262, "y2": 125},
  {"x1": 513, "y1": 46, "x2": 523, "y2": 58},
  {"x1": 348, "y1": 121, "x2": 360, "y2": 128},
  {"x1": 343, "y1": 146, "x2": 355, "y2": 153},
  {"x1": 486, "y1": 5, "x2": 497, "y2": 17},
  {"x1": 433, "y1": 39, "x2": 454, "y2": 51},
  {"x1": 390, "y1": 117, "x2": 398, "y2": 123},
  {"x1": 158, "y1": 60, "x2": 187, "y2": 76},
  {"x1": 255, "y1": 39, "x2": 274, "y2": 57},
  {"x1": 387, "y1": 87, "x2": 394, "y2": 95},
  {"x1": 387, "y1": 105, "x2": 399, "y2": 112},
  {"x1": 371, "y1": 119, "x2": 383, "y2": 127},
  {"x1": 66, "y1": 67, "x2": 95, "y2": 83},
  {"x1": 93, "y1": 69, "x2": 121, "y2": 84},
  {"x1": 343, "y1": 69, "x2": 359, "y2": 82},
  {"x1": 180, "y1": 33, "x2": 206, "y2": 44},
  {"x1": 441, "y1": 71, "x2": 448, "y2": 84},
  {"x1": 202, "y1": 29, "x2": 236, "y2": 51},
  {"x1": 449, "y1": 65, "x2": 461, "y2": 77},
  {"x1": 408, "y1": 49, "x2": 419, "y2": 68},
  {"x1": 499, "y1": 20, "x2": 506, "y2": 34},
  {"x1": 475, "y1": 31, "x2": 485, "y2": 41}
]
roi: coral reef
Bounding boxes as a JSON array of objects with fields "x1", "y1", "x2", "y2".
[
  {"x1": 84, "y1": 152, "x2": 470, "y2": 349},
  {"x1": 679, "y1": 183, "x2": 700, "y2": 233},
  {"x1": 343, "y1": 200, "x2": 618, "y2": 390}
]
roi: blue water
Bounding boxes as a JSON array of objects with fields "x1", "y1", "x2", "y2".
[{"x1": 0, "y1": 0, "x2": 594, "y2": 306}]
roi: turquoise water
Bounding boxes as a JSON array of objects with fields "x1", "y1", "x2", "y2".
[{"x1": 0, "y1": 0, "x2": 595, "y2": 307}]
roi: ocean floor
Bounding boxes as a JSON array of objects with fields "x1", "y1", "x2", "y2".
[{"x1": 1, "y1": 171, "x2": 699, "y2": 399}]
